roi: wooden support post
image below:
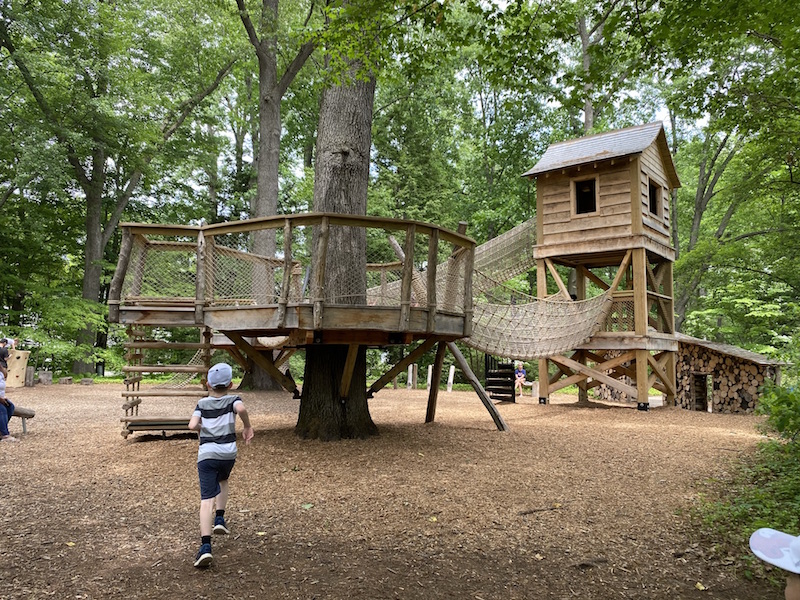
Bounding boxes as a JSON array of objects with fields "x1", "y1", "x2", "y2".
[
  {"x1": 665, "y1": 351, "x2": 676, "y2": 407},
  {"x1": 633, "y1": 248, "x2": 648, "y2": 336},
  {"x1": 447, "y1": 365, "x2": 455, "y2": 392},
  {"x1": 446, "y1": 342, "x2": 508, "y2": 432},
  {"x1": 536, "y1": 258, "x2": 549, "y2": 404},
  {"x1": 226, "y1": 332, "x2": 299, "y2": 396},
  {"x1": 425, "y1": 342, "x2": 447, "y2": 423},
  {"x1": 339, "y1": 344, "x2": 360, "y2": 398},
  {"x1": 367, "y1": 338, "x2": 438, "y2": 397},
  {"x1": 636, "y1": 349, "x2": 650, "y2": 410},
  {"x1": 202, "y1": 327, "x2": 212, "y2": 375}
]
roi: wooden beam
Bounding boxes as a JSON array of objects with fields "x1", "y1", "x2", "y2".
[
  {"x1": 339, "y1": 344, "x2": 360, "y2": 398},
  {"x1": 545, "y1": 258, "x2": 572, "y2": 299},
  {"x1": 225, "y1": 332, "x2": 299, "y2": 396},
  {"x1": 547, "y1": 351, "x2": 636, "y2": 394},
  {"x1": 399, "y1": 225, "x2": 416, "y2": 329},
  {"x1": 577, "y1": 265, "x2": 610, "y2": 291},
  {"x1": 608, "y1": 249, "x2": 633, "y2": 294},
  {"x1": 549, "y1": 354, "x2": 638, "y2": 399},
  {"x1": 647, "y1": 351, "x2": 676, "y2": 396},
  {"x1": 447, "y1": 342, "x2": 508, "y2": 431},
  {"x1": 425, "y1": 342, "x2": 447, "y2": 423},
  {"x1": 367, "y1": 338, "x2": 439, "y2": 396}
]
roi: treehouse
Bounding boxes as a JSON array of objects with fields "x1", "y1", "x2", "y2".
[{"x1": 521, "y1": 122, "x2": 682, "y2": 409}]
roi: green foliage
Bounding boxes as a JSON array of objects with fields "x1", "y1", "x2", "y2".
[
  {"x1": 695, "y1": 440, "x2": 800, "y2": 581},
  {"x1": 757, "y1": 380, "x2": 800, "y2": 442}
]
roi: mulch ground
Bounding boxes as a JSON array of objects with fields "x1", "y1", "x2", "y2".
[{"x1": 0, "y1": 382, "x2": 782, "y2": 599}]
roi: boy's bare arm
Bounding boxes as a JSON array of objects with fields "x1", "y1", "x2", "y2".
[
  {"x1": 235, "y1": 404, "x2": 254, "y2": 444},
  {"x1": 188, "y1": 415, "x2": 201, "y2": 431}
]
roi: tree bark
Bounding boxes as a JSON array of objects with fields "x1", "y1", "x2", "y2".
[{"x1": 296, "y1": 66, "x2": 377, "y2": 441}]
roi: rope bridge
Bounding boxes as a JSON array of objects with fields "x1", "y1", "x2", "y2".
[{"x1": 438, "y1": 218, "x2": 614, "y2": 360}]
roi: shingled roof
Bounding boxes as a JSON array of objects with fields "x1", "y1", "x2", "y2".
[
  {"x1": 675, "y1": 333, "x2": 788, "y2": 366},
  {"x1": 521, "y1": 122, "x2": 681, "y2": 188}
]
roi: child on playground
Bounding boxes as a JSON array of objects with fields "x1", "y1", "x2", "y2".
[
  {"x1": 514, "y1": 362, "x2": 526, "y2": 395},
  {"x1": 0, "y1": 370, "x2": 17, "y2": 442},
  {"x1": 189, "y1": 363, "x2": 254, "y2": 568},
  {"x1": 750, "y1": 528, "x2": 800, "y2": 599}
]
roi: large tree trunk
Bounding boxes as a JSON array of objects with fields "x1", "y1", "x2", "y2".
[{"x1": 296, "y1": 68, "x2": 377, "y2": 441}]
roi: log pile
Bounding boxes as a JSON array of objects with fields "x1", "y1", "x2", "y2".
[
  {"x1": 591, "y1": 342, "x2": 779, "y2": 414},
  {"x1": 674, "y1": 344, "x2": 777, "y2": 414}
]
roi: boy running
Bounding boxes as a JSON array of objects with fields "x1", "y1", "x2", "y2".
[{"x1": 189, "y1": 363, "x2": 254, "y2": 568}]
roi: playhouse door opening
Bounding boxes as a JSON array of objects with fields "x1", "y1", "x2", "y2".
[{"x1": 692, "y1": 373, "x2": 713, "y2": 412}]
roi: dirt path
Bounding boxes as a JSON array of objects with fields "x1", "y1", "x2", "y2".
[{"x1": 0, "y1": 383, "x2": 780, "y2": 599}]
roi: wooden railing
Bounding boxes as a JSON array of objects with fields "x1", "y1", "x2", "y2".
[{"x1": 108, "y1": 213, "x2": 475, "y2": 336}]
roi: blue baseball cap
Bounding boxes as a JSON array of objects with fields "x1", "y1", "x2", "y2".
[{"x1": 207, "y1": 363, "x2": 233, "y2": 388}]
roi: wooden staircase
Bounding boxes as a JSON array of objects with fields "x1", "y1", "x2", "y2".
[
  {"x1": 484, "y1": 356, "x2": 515, "y2": 403},
  {"x1": 120, "y1": 326, "x2": 212, "y2": 438}
]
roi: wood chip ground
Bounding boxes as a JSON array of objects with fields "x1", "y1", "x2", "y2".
[{"x1": 0, "y1": 384, "x2": 783, "y2": 599}]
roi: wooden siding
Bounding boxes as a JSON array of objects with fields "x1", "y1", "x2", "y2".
[
  {"x1": 639, "y1": 144, "x2": 671, "y2": 248},
  {"x1": 538, "y1": 167, "x2": 633, "y2": 249}
]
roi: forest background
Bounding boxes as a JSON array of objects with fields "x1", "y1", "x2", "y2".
[{"x1": 1, "y1": 0, "x2": 798, "y2": 383}]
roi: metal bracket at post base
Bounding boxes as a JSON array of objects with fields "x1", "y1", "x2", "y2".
[
  {"x1": 539, "y1": 397, "x2": 548, "y2": 405},
  {"x1": 637, "y1": 402, "x2": 650, "y2": 411}
]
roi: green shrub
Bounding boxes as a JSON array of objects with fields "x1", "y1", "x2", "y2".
[{"x1": 757, "y1": 380, "x2": 800, "y2": 441}]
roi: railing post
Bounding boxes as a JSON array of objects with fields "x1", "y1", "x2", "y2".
[
  {"x1": 312, "y1": 217, "x2": 330, "y2": 330},
  {"x1": 278, "y1": 218, "x2": 293, "y2": 327},
  {"x1": 398, "y1": 224, "x2": 416, "y2": 329},
  {"x1": 108, "y1": 227, "x2": 134, "y2": 323},
  {"x1": 426, "y1": 229, "x2": 439, "y2": 332},
  {"x1": 195, "y1": 230, "x2": 206, "y2": 325},
  {"x1": 462, "y1": 242, "x2": 474, "y2": 337}
]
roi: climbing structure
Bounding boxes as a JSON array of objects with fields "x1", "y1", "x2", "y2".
[{"x1": 107, "y1": 122, "x2": 682, "y2": 432}]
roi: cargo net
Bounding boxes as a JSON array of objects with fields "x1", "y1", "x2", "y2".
[
  {"x1": 154, "y1": 348, "x2": 209, "y2": 388},
  {"x1": 468, "y1": 282, "x2": 614, "y2": 360},
  {"x1": 121, "y1": 235, "x2": 197, "y2": 302}
]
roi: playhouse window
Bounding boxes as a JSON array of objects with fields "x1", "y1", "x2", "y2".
[
  {"x1": 574, "y1": 178, "x2": 597, "y2": 214},
  {"x1": 648, "y1": 178, "x2": 661, "y2": 216}
]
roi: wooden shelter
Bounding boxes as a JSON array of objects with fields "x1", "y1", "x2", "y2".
[
  {"x1": 593, "y1": 334, "x2": 785, "y2": 413},
  {"x1": 673, "y1": 334, "x2": 784, "y2": 413},
  {"x1": 521, "y1": 122, "x2": 681, "y2": 409}
]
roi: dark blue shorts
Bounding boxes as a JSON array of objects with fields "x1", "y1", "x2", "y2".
[{"x1": 197, "y1": 458, "x2": 236, "y2": 500}]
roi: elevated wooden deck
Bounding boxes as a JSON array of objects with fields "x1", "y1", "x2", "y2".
[{"x1": 108, "y1": 213, "x2": 475, "y2": 348}]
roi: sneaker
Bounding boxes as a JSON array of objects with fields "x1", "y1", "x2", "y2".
[
  {"x1": 193, "y1": 543, "x2": 213, "y2": 568},
  {"x1": 213, "y1": 516, "x2": 229, "y2": 535},
  {"x1": 1, "y1": 435, "x2": 18, "y2": 442}
]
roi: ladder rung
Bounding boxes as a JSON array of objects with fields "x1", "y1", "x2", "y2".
[
  {"x1": 121, "y1": 390, "x2": 207, "y2": 397},
  {"x1": 122, "y1": 365, "x2": 207, "y2": 373}
]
